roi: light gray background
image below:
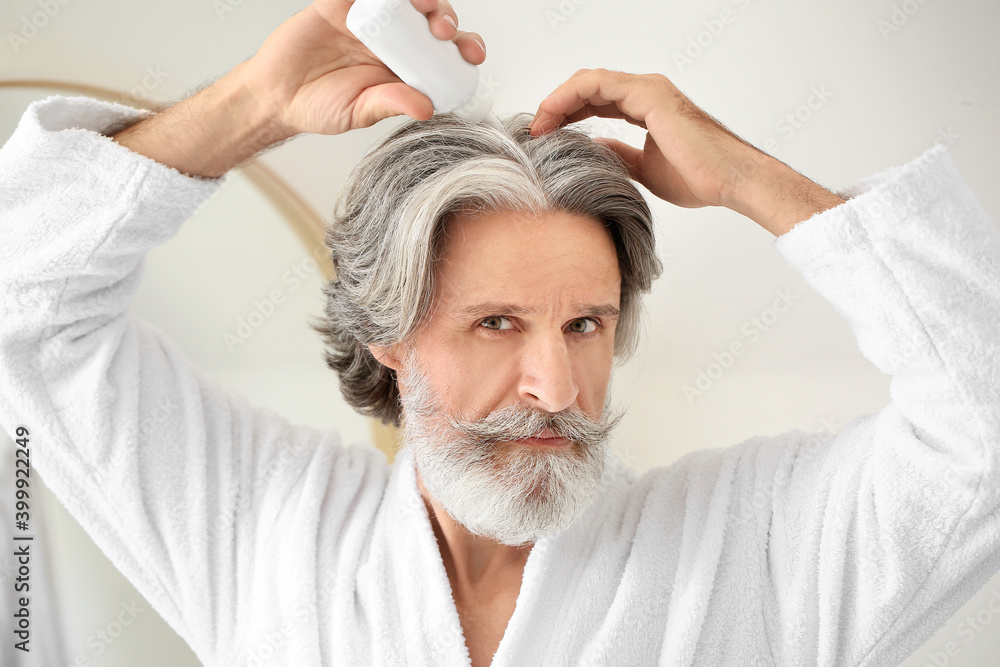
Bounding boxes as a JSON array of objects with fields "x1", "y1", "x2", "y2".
[{"x1": 1, "y1": 0, "x2": 998, "y2": 665}]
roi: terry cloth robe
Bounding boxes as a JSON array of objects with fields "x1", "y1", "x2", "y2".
[{"x1": 1, "y1": 95, "x2": 999, "y2": 667}]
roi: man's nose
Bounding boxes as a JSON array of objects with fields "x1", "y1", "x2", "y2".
[{"x1": 517, "y1": 332, "x2": 579, "y2": 414}]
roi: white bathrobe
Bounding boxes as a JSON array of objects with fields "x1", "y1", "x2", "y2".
[{"x1": 1, "y1": 95, "x2": 998, "y2": 667}]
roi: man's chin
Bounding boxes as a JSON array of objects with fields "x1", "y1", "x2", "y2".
[{"x1": 418, "y1": 450, "x2": 605, "y2": 545}]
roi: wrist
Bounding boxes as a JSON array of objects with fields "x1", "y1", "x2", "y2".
[
  {"x1": 112, "y1": 62, "x2": 298, "y2": 179},
  {"x1": 728, "y1": 153, "x2": 846, "y2": 237}
]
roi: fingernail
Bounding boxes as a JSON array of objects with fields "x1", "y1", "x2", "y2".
[
  {"x1": 442, "y1": 14, "x2": 456, "y2": 29},
  {"x1": 474, "y1": 37, "x2": 486, "y2": 56}
]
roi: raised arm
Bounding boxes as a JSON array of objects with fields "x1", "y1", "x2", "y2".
[
  {"x1": 110, "y1": 0, "x2": 487, "y2": 178},
  {"x1": 0, "y1": 0, "x2": 485, "y2": 662},
  {"x1": 532, "y1": 69, "x2": 1000, "y2": 663}
]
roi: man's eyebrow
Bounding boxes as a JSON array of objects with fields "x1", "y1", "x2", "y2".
[{"x1": 452, "y1": 302, "x2": 620, "y2": 319}]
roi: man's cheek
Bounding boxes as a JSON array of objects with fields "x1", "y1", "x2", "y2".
[{"x1": 447, "y1": 352, "x2": 516, "y2": 412}]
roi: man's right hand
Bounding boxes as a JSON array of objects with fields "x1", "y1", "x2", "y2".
[
  {"x1": 112, "y1": 0, "x2": 485, "y2": 179},
  {"x1": 242, "y1": 0, "x2": 486, "y2": 137}
]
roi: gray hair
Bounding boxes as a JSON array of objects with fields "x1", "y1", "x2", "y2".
[{"x1": 310, "y1": 112, "x2": 663, "y2": 427}]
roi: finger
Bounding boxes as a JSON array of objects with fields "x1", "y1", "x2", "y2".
[
  {"x1": 409, "y1": 0, "x2": 439, "y2": 14},
  {"x1": 436, "y1": 0, "x2": 458, "y2": 24},
  {"x1": 454, "y1": 30, "x2": 486, "y2": 64},
  {"x1": 410, "y1": 0, "x2": 459, "y2": 39},
  {"x1": 530, "y1": 69, "x2": 665, "y2": 137},
  {"x1": 594, "y1": 137, "x2": 644, "y2": 183},
  {"x1": 562, "y1": 104, "x2": 648, "y2": 130},
  {"x1": 529, "y1": 68, "x2": 595, "y2": 133},
  {"x1": 426, "y1": 9, "x2": 458, "y2": 40},
  {"x1": 406, "y1": 0, "x2": 484, "y2": 64},
  {"x1": 355, "y1": 82, "x2": 435, "y2": 128},
  {"x1": 531, "y1": 70, "x2": 627, "y2": 134}
]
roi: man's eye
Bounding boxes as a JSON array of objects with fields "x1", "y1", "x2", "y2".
[
  {"x1": 480, "y1": 316, "x2": 513, "y2": 331},
  {"x1": 568, "y1": 318, "x2": 598, "y2": 334}
]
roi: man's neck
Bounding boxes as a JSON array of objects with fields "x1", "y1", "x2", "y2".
[{"x1": 415, "y1": 469, "x2": 533, "y2": 589}]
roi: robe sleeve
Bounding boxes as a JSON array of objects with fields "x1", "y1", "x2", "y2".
[
  {"x1": 763, "y1": 145, "x2": 1000, "y2": 665},
  {"x1": 0, "y1": 95, "x2": 385, "y2": 664}
]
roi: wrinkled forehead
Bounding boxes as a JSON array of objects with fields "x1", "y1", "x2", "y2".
[{"x1": 433, "y1": 208, "x2": 622, "y2": 310}]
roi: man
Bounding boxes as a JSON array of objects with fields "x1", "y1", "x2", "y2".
[{"x1": 1, "y1": 1, "x2": 998, "y2": 666}]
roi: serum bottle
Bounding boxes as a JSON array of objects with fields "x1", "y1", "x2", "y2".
[{"x1": 346, "y1": 0, "x2": 502, "y2": 128}]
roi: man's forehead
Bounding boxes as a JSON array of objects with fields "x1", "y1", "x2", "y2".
[
  {"x1": 439, "y1": 208, "x2": 616, "y2": 257},
  {"x1": 434, "y1": 209, "x2": 622, "y2": 304}
]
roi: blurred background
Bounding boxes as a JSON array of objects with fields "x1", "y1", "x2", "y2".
[{"x1": 1, "y1": 0, "x2": 998, "y2": 664}]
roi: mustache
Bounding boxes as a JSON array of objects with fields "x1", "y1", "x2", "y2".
[{"x1": 447, "y1": 402, "x2": 624, "y2": 449}]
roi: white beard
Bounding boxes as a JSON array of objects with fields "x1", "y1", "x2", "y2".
[{"x1": 397, "y1": 356, "x2": 622, "y2": 547}]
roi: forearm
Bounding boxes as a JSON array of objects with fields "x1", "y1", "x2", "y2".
[
  {"x1": 111, "y1": 62, "x2": 297, "y2": 179},
  {"x1": 0, "y1": 95, "x2": 221, "y2": 337},
  {"x1": 732, "y1": 152, "x2": 847, "y2": 237}
]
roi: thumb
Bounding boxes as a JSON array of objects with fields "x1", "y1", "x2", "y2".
[
  {"x1": 594, "y1": 136, "x2": 644, "y2": 183},
  {"x1": 355, "y1": 83, "x2": 435, "y2": 128}
]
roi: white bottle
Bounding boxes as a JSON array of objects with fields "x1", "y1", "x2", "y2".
[{"x1": 346, "y1": 0, "x2": 498, "y2": 125}]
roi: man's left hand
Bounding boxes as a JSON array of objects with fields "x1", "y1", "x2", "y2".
[{"x1": 529, "y1": 69, "x2": 845, "y2": 236}]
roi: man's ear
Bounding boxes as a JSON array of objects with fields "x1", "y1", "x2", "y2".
[{"x1": 368, "y1": 343, "x2": 406, "y2": 372}]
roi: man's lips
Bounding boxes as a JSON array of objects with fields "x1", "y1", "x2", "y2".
[{"x1": 512, "y1": 429, "x2": 571, "y2": 447}]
